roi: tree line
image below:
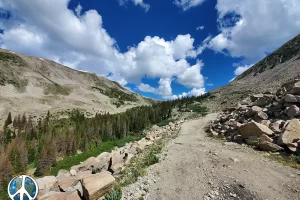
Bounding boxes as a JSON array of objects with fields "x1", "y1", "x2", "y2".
[{"x1": 0, "y1": 93, "x2": 211, "y2": 191}]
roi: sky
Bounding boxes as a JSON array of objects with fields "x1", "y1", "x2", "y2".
[{"x1": 0, "y1": 0, "x2": 300, "y2": 100}]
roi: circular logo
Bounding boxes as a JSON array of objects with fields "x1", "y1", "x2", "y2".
[{"x1": 7, "y1": 175, "x2": 39, "y2": 200}]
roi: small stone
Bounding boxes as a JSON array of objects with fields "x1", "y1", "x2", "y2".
[{"x1": 230, "y1": 157, "x2": 240, "y2": 163}]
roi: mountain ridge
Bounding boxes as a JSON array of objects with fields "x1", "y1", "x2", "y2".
[{"x1": 0, "y1": 48, "x2": 151, "y2": 126}]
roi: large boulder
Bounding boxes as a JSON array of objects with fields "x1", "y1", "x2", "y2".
[
  {"x1": 36, "y1": 176, "x2": 58, "y2": 196},
  {"x1": 56, "y1": 169, "x2": 70, "y2": 180},
  {"x1": 269, "y1": 120, "x2": 283, "y2": 132},
  {"x1": 39, "y1": 191, "x2": 81, "y2": 200},
  {"x1": 278, "y1": 119, "x2": 300, "y2": 145},
  {"x1": 71, "y1": 157, "x2": 100, "y2": 172},
  {"x1": 254, "y1": 96, "x2": 272, "y2": 107},
  {"x1": 259, "y1": 141, "x2": 283, "y2": 152},
  {"x1": 259, "y1": 134, "x2": 273, "y2": 143},
  {"x1": 287, "y1": 81, "x2": 300, "y2": 95},
  {"x1": 285, "y1": 94, "x2": 300, "y2": 103},
  {"x1": 57, "y1": 177, "x2": 82, "y2": 196},
  {"x1": 238, "y1": 121, "x2": 274, "y2": 138},
  {"x1": 81, "y1": 171, "x2": 115, "y2": 200},
  {"x1": 286, "y1": 105, "x2": 300, "y2": 117}
]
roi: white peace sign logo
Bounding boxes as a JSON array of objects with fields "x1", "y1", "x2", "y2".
[{"x1": 8, "y1": 175, "x2": 39, "y2": 200}]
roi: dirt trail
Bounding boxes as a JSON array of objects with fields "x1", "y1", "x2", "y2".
[{"x1": 145, "y1": 113, "x2": 300, "y2": 200}]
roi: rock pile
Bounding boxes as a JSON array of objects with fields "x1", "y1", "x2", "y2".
[
  {"x1": 37, "y1": 121, "x2": 182, "y2": 200},
  {"x1": 210, "y1": 79, "x2": 300, "y2": 154}
]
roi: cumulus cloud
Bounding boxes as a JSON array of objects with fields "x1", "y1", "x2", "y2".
[
  {"x1": 234, "y1": 64, "x2": 253, "y2": 76},
  {"x1": 118, "y1": 0, "x2": 150, "y2": 12},
  {"x1": 170, "y1": 88, "x2": 206, "y2": 100},
  {"x1": 0, "y1": 0, "x2": 205, "y2": 99},
  {"x1": 177, "y1": 61, "x2": 204, "y2": 88},
  {"x1": 138, "y1": 78, "x2": 173, "y2": 97},
  {"x1": 209, "y1": 0, "x2": 300, "y2": 62},
  {"x1": 174, "y1": 0, "x2": 206, "y2": 11}
]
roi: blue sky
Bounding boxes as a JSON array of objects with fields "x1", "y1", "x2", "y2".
[{"x1": 0, "y1": 0, "x2": 300, "y2": 99}]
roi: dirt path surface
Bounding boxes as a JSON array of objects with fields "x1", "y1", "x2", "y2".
[{"x1": 145, "y1": 113, "x2": 300, "y2": 200}]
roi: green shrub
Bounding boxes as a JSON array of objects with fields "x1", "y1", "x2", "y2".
[{"x1": 105, "y1": 188, "x2": 122, "y2": 200}]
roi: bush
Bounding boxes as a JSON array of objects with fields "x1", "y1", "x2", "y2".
[{"x1": 105, "y1": 188, "x2": 122, "y2": 200}]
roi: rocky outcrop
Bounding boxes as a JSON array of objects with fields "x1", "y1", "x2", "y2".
[
  {"x1": 210, "y1": 79, "x2": 300, "y2": 154},
  {"x1": 37, "y1": 119, "x2": 183, "y2": 199},
  {"x1": 82, "y1": 171, "x2": 115, "y2": 200}
]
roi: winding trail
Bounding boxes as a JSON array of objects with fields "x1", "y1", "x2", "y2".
[{"x1": 145, "y1": 113, "x2": 300, "y2": 200}]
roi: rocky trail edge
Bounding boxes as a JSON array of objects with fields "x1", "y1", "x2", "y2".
[{"x1": 139, "y1": 113, "x2": 300, "y2": 200}]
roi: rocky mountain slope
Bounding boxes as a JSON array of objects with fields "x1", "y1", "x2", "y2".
[
  {"x1": 207, "y1": 34, "x2": 300, "y2": 111},
  {"x1": 0, "y1": 48, "x2": 151, "y2": 125}
]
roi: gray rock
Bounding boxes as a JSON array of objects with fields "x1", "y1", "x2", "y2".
[
  {"x1": 278, "y1": 119, "x2": 300, "y2": 145},
  {"x1": 255, "y1": 97, "x2": 272, "y2": 107},
  {"x1": 285, "y1": 94, "x2": 300, "y2": 103},
  {"x1": 287, "y1": 105, "x2": 300, "y2": 117},
  {"x1": 238, "y1": 121, "x2": 274, "y2": 138},
  {"x1": 250, "y1": 94, "x2": 264, "y2": 102},
  {"x1": 56, "y1": 169, "x2": 71, "y2": 180},
  {"x1": 287, "y1": 81, "x2": 300, "y2": 95},
  {"x1": 256, "y1": 111, "x2": 268, "y2": 120},
  {"x1": 252, "y1": 106, "x2": 263, "y2": 113},
  {"x1": 260, "y1": 120, "x2": 271, "y2": 127},
  {"x1": 259, "y1": 134, "x2": 273, "y2": 143},
  {"x1": 259, "y1": 141, "x2": 283, "y2": 152}
]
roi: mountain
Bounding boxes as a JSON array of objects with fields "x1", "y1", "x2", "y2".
[
  {"x1": 207, "y1": 34, "x2": 300, "y2": 111},
  {"x1": 0, "y1": 48, "x2": 151, "y2": 126}
]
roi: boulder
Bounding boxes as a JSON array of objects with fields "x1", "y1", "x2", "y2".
[
  {"x1": 251, "y1": 106, "x2": 263, "y2": 113},
  {"x1": 287, "y1": 81, "x2": 300, "y2": 95},
  {"x1": 39, "y1": 191, "x2": 81, "y2": 200},
  {"x1": 259, "y1": 141, "x2": 283, "y2": 152},
  {"x1": 278, "y1": 119, "x2": 300, "y2": 145},
  {"x1": 287, "y1": 143, "x2": 298, "y2": 153},
  {"x1": 259, "y1": 134, "x2": 273, "y2": 143},
  {"x1": 286, "y1": 105, "x2": 300, "y2": 117},
  {"x1": 260, "y1": 120, "x2": 271, "y2": 128},
  {"x1": 238, "y1": 121, "x2": 274, "y2": 138},
  {"x1": 56, "y1": 169, "x2": 70, "y2": 180},
  {"x1": 269, "y1": 120, "x2": 283, "y2": 132},
  {"x1": 36, "y1": 176, "x2": 58, "y2": 196},
  {"x1": 57, "y1": 177, "x2": 82, "y2": 195},
  {"x1": 71, "y1": 157, "x2": 100, "y2": 172},
  {"x1": 285, "y1": 94, "x2": 300, "y2": 103},
  {"x1": 70, "y1": 169, "x2": 77, "y2": 176},
  {"x1": 250, "y1": 94, "x2": 264, "y2": 102},
  {"x1": 108, "y1": 151, "x2": 126, "y2": 174},
  {"x1": 256, "y1": 111, "x2": 268, "y2": 120},
  {"x1": 82, "y1": 171, "x2": 115, "y2": 200},
  {"x1": 254, "y1": 97, "x2": 272, "y2": 107}
]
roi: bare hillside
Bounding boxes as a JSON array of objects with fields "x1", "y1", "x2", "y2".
[
  {"x1": 0, "y1": 48, "x2": 151, "y2": 125},
  {"x1": 207, "y1": 34, "x2": 300, "y2": 111}
]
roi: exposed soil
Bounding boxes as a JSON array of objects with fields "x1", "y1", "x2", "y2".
[{"x1": 144, "y1": 113, "x2": 300, "y2": 200}]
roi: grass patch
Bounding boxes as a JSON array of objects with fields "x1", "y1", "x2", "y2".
[
  {"x1": 269, "y1": 154, "x2": 300, "y2": 170},
  {"x1": 117, "y1": 141, "x2": 164, "y2": 187},
  {"x1": 49, "y1": 135, "x2": 143, "y2": 176},
  {"x1": 105, "y1": 188, "x2": 122, "y2": 200},
  {"x1": 44, "y1": 83, "x2": 71, "y2": 95}
]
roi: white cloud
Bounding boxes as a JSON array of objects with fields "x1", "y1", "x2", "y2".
[
  {"x1": 196, "y1": 26, "x2": 204, "y2": 31},
  {"x1": 177, "y1": 61, "x2": 204, "y2": 88},
  {"x1": 170, "y1": 88, "x2": 206, "y2": 99},
  {"x1": 137, "y1": 78, "x2": 172, "y2": 97},
  {"x1": 209, "y1": 0, "x2": 300, "y2": 62},
  {"x1": 174, "y1": 0, "x2": 206, "y2": 11},
  {"x1": 118, "y1": 0, "x2": 150, "y2": 12},
  {"x1": 229, "y1": 77, "x2": 236, "y2": 83},
  {"x1": 0, "y1": 0, "x2": 206, "y2": 99},
  {"x1": 207, "y1": 83, "x2": 213, "y2": 86},
  {"x1": 234, "y1": 64, "x2": 253, "y2": 76}
]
